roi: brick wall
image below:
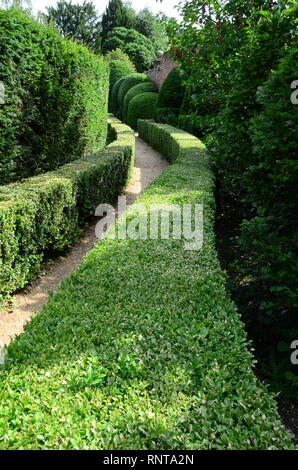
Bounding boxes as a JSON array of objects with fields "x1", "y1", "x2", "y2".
[{"x1": 147, "y1": 51, "x2": 178, "y2": 91}]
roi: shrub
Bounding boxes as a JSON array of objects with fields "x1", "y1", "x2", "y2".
[
  {"x1": 0, "y1": 9, "x2": 109, "y2": 185},
  {"x1": 105, "y1": 49, "x2": 136, "y2": 113},
  {"x1": 127, "y1": 93, "x2": 158, "y2": 130},
  {"x1": 0, "y1": 116, "x2": 135, "y2": 301},
  {"x1": 212, "y1": 12, "x2": 294, "y2": 208},
  {"x1": 122, "y1": 81, "x2": 157, "y2": 123},
  {"x1": 102, "y1": 27, "x2": 156, "y2": 72},
  {"x1": 0, "y1": 121, "x2": 293, "y2": 450},
  {"x1": 117, "y1": 73, "x2": 148, "y2": 118},
  {"x1": 107, "y1": 60, "x2": 136, "y2": 112},
  {"x1": 111, "y1": 76, "x2": 127, "y2": 116},
  {"x1": 155, "y1": 107, "x2": 179, "y2": 127},
  {"x1": 240, "y1": 50, "x2": 298, "y2": 318},
  {"x1": 156, "y1": 66, "x2": 187, "y2": 110}
]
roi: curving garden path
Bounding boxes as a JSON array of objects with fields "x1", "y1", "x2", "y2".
[{"x1": 0, "y1": 135, "x2": 168, "y2": 347}]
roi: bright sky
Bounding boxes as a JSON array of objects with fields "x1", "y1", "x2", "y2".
[{"x1": 31, "y1": 0, "x2": 182, "y2": 19}]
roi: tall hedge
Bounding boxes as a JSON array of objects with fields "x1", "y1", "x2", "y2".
[
  {"x1": 122, "y1": 81, "x2": 157, "y2": 123},
  {"x1": 157, "y1": 67, "x2": 187, "y2": 109},
  {"x1": 0, "y1": 9, "x2": 109, "y2": 185},
  {"x1": 0, "y1": 116, "x2": 135, "y2": 302},
  {"x1": 127, "y1": 92, "x2": 158, "y2": 130},
  {"x1": 240, "y1": 50, "x2": 298, "y2": 318}
]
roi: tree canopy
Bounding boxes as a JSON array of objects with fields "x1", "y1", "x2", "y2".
[
  {"x1": 103, "y1": 27, "x2": 156, "y2": 72},
  {"x1": 45, "y1": 0, "x2": 101, "y2": 53}
]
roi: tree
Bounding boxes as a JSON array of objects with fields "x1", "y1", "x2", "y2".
[
  {"x1": 101, "y1": 0, "x2": 135, "y2": 45},
  {"x1": 103, "y1": 27, "x2": 156, "y2": 72},
  {"x1": 44, "y1": 0, "x2": 101, "y2": 53},
  {"x1": 134, "y1": 8, "x2": 169, "y2": 51}
]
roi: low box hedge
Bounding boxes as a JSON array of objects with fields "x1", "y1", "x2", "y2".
[
  {"x1": 0, "y1": 116, "x2": 135, "y2": 302},
  {"x1": 0, "y1": 121, "x2": 293, "y2": 449}
]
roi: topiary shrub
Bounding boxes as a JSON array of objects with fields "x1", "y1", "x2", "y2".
[
  {"x1": 127, "y1": 92, "x2": 158, "y2": 130},
  {"x1": 111, "y1": 76, "x2": 127, "y2": 117},
  {"x1": 0, "y1": 8, "x2": 109, "y2": 185},
  {"x1": 107, "y1": 60, "x2": 135, "y2": 112},
  {"x1": 117, "y1": 73, "x2": 148, "y2": 118},
  {"x1": 105, "y1": 49, "x2": 136, "y2": 113},
  {"x1": 122, "y1": 81, "x2": 157, "y2": 123},
  {"x1": 156, "y1": 66, "x2": 187, "y2": 113}
]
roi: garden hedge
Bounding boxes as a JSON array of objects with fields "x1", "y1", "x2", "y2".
[
  {"x1": 0, "y1": 121, "x2": 293, "y2": 449},
  {"x1": 127, "y1": 93, "x2": 159, "y2": 130},
  {"x1": 0, "y1": 9, "x2": 109, "y2": 185},
  {"x1": 156, "y1": 67, "x2": 187, "y2": 109},
  {"x1": 111, "y1": 77, "x2": 126, "y2": 117},
  {"x1": 122, "y1": 82, "x2": 157, "y2": 123},
  {"x1": 117, "y1": 73, "x2": 148, "y2": 118},
  {"x1": 0, "y1": 116, "x2": 134, "y2": 302}
]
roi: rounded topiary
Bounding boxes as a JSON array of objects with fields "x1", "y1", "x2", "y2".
[
  {"x1": 122, "y1": 81, "x2": 157, "y2": 123},
  {"x1": 109, "y1": 60, "x2": 135, "y2": 96},
  {"x1": 117, "y1": 73, "x2": 148, "y2": 118},
  {"x1": 111, "y1": 76, "x2": 127, "y2": 117},
  {"x1": 127, "y1": 92, "x2": 159, "y2": 130},
  {"x1": 156, "y1": 66, "x2": 187, "y2": 110}
]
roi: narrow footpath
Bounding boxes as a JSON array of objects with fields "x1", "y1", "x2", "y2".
[{"x1": 0, "y1": 135, "x2": 168, "y2": 346}]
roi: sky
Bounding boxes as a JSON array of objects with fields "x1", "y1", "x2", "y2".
[{"x1": 31, "y1": 0, "x2": 182, "y2": 19}]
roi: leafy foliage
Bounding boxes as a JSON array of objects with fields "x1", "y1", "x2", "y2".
[
  {"x1": 240, "y1": 50, "x2": 298, "y2": 317},
  {"x1": 101, "y1": 0, "x2": 135, "y2": 44},
  {"x1": 0, "y1": 117, "x2": 134, "y2": 301},
  {"x1": 134, "y1": 7, "x2": 169, "y2": 51},
  {"x1": 44, "y1": 0, "x2": 101, "y2": 53},
  {"x1": 0, "y1": 8, "x2": 109, "y2": 184},
  {"x1": 127, "y1": 93, "x2": 158, "y2": 129},
  {"x1": 105, "y1": 49, "x2": 136, "y2": 113},
  {"x1": 103, "y1": 27, "x2": 156, "y2": 72},
  {"x1": 155, "y1": 66, "x2": 187, "y2": 126},
  {"x1": 117, "y1": 73, "x2": 148, "y2": 118},
  {"x1": 122, "y1": 81, "x2": 157, "y2": 122},
  {"x1": 0, "y1": 121, "x2": 293, "y2": 450},
  {"x1": 166, "y1": 1, "x2": 297, "y2": 317}
]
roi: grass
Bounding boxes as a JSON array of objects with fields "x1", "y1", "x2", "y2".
[{"x1": 0, "y1": 122, "x2": 294, "y2": 450}]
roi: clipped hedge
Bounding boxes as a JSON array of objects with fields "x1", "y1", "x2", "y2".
[
  {"x1": 127, "y1": 92, "x2": 158, "y2": 130},
  {"x1": 122, "y1": 81, "x2": 157, "y2": 123},
  {"x1": 0, "y1": 9, "x2": 109, "y2": 184},
  {"x1": 0, "y1": 121, "x2": 293, "y2": 449},
  {"x1": 111, "y1": 76, "x2": 126, "y2": 116},
  {"x1": 240, "y1": 49, "x2": 298, "y2": 317},
  {"x1": 0, "y1": 116, "x2": 135, "y2": 301},
  {"x1": 155, "y1": 66, "x2": 187, "y2": 117},
  {"x1": 117, "y1": 73, "x2": 148, "y2": 118}
]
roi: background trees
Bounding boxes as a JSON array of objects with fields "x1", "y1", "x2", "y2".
[
  {"x1": 101, "y1": 0, "x2": 135, "y2": 44},
  {"x1": 45, "y1": 0, "x2": 101, "y2": 53},
  {"x1": 103, "y1": 27, "x2": 156, "y2": 72}
]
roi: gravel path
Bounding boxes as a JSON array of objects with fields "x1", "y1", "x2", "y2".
[{"x1": 0, "y1": 135, "x2": 168, "y2": 346}]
